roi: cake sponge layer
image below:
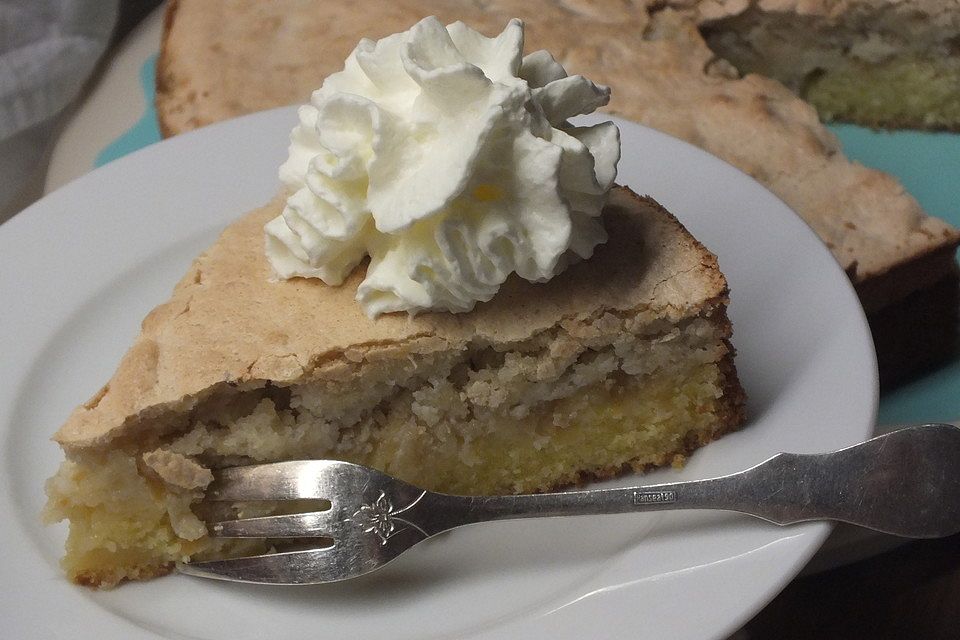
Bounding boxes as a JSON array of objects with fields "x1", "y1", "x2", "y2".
[{"x1": 701, "y1": 4, "x2": 960, "y2": 130}]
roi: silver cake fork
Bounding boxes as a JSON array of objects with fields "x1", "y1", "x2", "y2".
[{"x1": 178, "y1": 423, "x2": 960, "y2": 585}]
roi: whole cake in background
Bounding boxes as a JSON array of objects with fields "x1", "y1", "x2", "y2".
[
  {"x1": 45, "y1": 17, "x2": 745, "y2": 588},
  {"x1": 157, "y1": 0, "x2": 960, "y2": 385}
]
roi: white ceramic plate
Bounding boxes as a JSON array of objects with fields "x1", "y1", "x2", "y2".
[{"x1": 0, "y1": 109, "x2": 877, "y2": 640}]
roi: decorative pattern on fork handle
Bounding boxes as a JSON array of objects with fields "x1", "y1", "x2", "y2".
[{"x1": 347, "y1": 489, "x2": 429, "y2": 545}]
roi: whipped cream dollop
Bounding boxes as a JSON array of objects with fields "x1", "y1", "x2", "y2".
[{"x1": 265, "y1": 16, "x2": 620, "y2": 317}]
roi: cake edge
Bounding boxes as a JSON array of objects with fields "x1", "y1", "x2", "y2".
[{"x1": 64, "y1": 345, "x2": 745, "y2": 588}]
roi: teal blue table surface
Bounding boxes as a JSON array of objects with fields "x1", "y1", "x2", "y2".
[{"x1": 98, "y1": 56, "x2": 960, "y2": 427}]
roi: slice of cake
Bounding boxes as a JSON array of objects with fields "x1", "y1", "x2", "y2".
[
  {"x1": 698, "y1": 0, "x2": 960, "y2": 131},
  {"x1": 47, "y1": 17, "x2": 744, "y2": 588},
  {"x1": 45, "y1": 187, "x2": 745, "y2": 587},
  {"x1": 155, "y1": 0, "x2": 960, "y2": 383}
]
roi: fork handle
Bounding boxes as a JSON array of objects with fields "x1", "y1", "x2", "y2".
[{"x1": 451, "y1": 424, "x2": 960, "y2": 539}]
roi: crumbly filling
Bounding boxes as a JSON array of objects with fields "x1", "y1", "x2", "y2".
[{"x1": 45, "y1": 312, "x2": 738, "y2": 586}]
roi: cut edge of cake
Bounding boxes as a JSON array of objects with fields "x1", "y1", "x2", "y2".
[{"x1": 697, "y1": 0, "x2": 960, "y2": 132}]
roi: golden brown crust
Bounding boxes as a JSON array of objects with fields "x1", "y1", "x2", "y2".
[{"x1": 55, "y1": 186, "x2": 728, "y2": 450}]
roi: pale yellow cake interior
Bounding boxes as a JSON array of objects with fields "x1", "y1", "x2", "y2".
[{"x1": 800, "y1": 56, "x2": 960, "y2": 129}]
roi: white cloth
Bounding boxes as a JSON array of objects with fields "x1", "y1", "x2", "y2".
[{"x1": 0, "y1": 0, "x2": 118, "y2": 214}]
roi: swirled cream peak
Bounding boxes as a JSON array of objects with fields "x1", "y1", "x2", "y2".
[{"x1": 265, "y1": 16, "x2": 620, "y2": 317}]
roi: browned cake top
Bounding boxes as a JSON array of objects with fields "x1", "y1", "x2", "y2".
[{"x1": 55, "y1": 188, "x2": 727, "y2": 449}]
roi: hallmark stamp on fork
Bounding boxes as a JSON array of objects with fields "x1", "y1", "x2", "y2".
[{"x1": 632, "y1": 490, "x2": 677, "y2": 505}]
